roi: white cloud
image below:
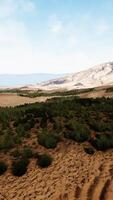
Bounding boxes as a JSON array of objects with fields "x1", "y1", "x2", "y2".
[
  {"x1": 0, "y1": 19, "x2": 33, "y2": 74},
  {"x1": 0, "y1": 0, "x2": 16, "y2": 18},
  {"x1": 49, "y1": 15, "x2": 64, "y2": 34},
  {"x1": 0, "y1": 0, "x2": 36, "y2": 18},
  {"x1": 95, "y1": 22, "x2": 109, "y2": 35},
  {"x1": 50, "y1": 19, "x2": 63, "y2": 33},
  {"x1": 19, "y1": 0, "x2": 36, "y2": 13},
  {"x1": 67, "y1": 34, "x2": 77, "y2": 47}
]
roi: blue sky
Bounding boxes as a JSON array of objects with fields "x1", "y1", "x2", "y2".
[{"x1": 0, "y1": 0, "x2": 113, "y2": 74}]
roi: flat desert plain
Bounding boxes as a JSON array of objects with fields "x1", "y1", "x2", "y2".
[{"x1": 0, "y1": 93, "x2": 53, "y2": 107}]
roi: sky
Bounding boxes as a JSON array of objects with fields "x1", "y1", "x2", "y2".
[{"x1": 0, "y1": 0, "x2": 113, "y2": 74}]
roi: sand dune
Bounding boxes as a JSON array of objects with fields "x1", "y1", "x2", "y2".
[{"x1": 1, "y1": 141, "x2": 113, "y2": 200}]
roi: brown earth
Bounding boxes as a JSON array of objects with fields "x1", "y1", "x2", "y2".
[{"x1": 1, "y1": 141, "x2": 113, "y2": 200}]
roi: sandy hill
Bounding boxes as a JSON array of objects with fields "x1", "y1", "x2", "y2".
[{"x1": 34, "y1": 62, "x2": 113, "y2": 91}]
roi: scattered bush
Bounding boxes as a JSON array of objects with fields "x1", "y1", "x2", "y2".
[
  {"x1": 84, "y1": 147, "x2": 95, "y2": 155},
  {"x1": 65, "y1": 121, "x2": 90, "y2": 142},
  {"x1": 11, "y1": 149, "x2": 21, "y2": 159},
  {"x1": 0, "y1": 132, "x2": 14, "y2": 150},
  {"x1": 37, "y1": 153, "x2": 52, "y2": 168},
  {"x1": 22, "y1": 147, "x2": 33, "y2": 159},
  {"x1": 12, "y1": 158, "x2": 29, "y2": 176},
  {"x1": 91, "y1": 134, "x2": 113, "y2": 151},
  {"x1": 38, "y1": 132, "x2": 60, "y2": 148},
  {"x1": 16, "y1": 125, "x2": 29, "y2": 138},
  {"x1": 0, "y1": 161, "x2": 7, "y2": 175}
]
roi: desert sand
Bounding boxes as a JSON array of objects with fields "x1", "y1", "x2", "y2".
[
  {"x1": 0, "y1": 93, "x2": 53, "y2": 107},
  {"x1": 0, "y1": 140, "x2": 113, "y2": 200}
]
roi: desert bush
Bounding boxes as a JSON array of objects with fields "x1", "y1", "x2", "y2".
[
  {"x1": 0, "y1": 132, "x2": 14, "y2": 150},
  {"x1": 38, "y1": 132, "x2": 60, "y2": 148},
  {"x1": 91, "y1": 134, "x2": 113, "y2": 151},
  {"x1": 37, "y1": 153, "x2": 52, "y2": 168},
  {"x1": 12, "y1": 158, "x2": 29, "y2": 176},
  {"x1": 53, "y1": 118, "x2": 63, "y2": 132},
  {"x1": 0, "y1": 161, "x2": 8, "y2": 175},
  {"x1": 11, "y1": 149, "x2": 21, "y2": 158},
  {"x1": 22, "y1": 147, "x2": 33, "y2": 159},
  {"x1": 84, "y1": 147, "x2": 95, "y2": 155},
  {"x1": 65, "y1": 121, "x2": 90, "y2": 142},
  {"x1": 16, "y1": 125, "x2": 29, "y2": 138},
  {"x1": 89, "y1": 120, "x2": 110, "y2": 132}
]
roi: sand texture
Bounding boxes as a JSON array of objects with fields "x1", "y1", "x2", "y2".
[{"x1": 0, "y1": 141, "x2": 113, "y2": 200}]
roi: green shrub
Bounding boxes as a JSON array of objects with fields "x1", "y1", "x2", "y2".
[
  {"x1": 0, "y1": 162, "x2": 7, "y2": 175},
  {"x1": 11, "y1": 149, "x2": 21, "y2": 159},
  {"x1": 12, "y1": 158, "x2": 29, "y2": 176},
  {"x1": 13, "y1": 135, "x2": 22, "y2": 145},
  {"x1": 91, "y1": 134, "x2": 113, "y2": 151},
  {"x1": 65, "y1": 121, "x2": 90, "y2": 142},
  {"x1": 84, "y1": 147, "x2": 95, "y2": 155},
  {"x1": 89, "y1": 120, "x2": 110, "y2": 132},
  {"x1": 37, "y1": 153, "x2": 52, "y2": 168},
  {"x1": 22, "y1": 147, "x2": 33, "y2": 159},
  {"x1": 38, "y1": 132, "x2": 60, "y2": 148},
  {"x1": 16, "y1": 125, "x2": 29, "y2": 138},
  {"x1": 0, "y1": 132, "x2": 14, "y2": 150}
]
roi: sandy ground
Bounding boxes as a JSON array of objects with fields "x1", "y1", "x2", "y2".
[
  {"x1": 0, "y1": 93, "x2": 53, "y2": 107},
  {"x1": 0, "y1": 141, "x2": 113, "y2": 200}
]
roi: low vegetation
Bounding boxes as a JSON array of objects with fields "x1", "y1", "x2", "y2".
[
  {"x1": 0, "y1": 162, "x2": 8, "y2": 175},
  {"x1": 37, "y1": 153, "x2": 52, "y2": 168},
  {"x1": 11, "y1": 158, "x2": 29, "y2": 177},
  {"x1": 106, "y1": 87, "x2": 113, "y2": 93},
  {"x1": 18, "y1": 88, "x2": 95, "y2": 98},
  {"x1": 84, "y1": 147, "x2": 95, "y2": 155},
  {"x1": 38, "y1": 131, "x2": 60, "y2": 148},
  {"x1": 0, "y1": 96, "x2": 113, "y2": 175},
  {"x1": 64, "y1": 121, "x2": 90, "y2": 142}
]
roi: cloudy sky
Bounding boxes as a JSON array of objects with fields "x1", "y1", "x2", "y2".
[{"x1": 0, "y1": 0, "x2": 113, "y2": 74}]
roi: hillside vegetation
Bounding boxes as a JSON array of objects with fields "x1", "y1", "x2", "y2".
[{"x1": 0, "y1": 96, "x2": 113, "y2": 176}]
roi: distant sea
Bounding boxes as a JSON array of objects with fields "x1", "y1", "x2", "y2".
[{"x1": 0, "y1": 74, "x2": 64, "y2": 87}]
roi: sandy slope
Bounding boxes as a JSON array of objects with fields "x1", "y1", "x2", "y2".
[{"x1": 1, "y1": 141, "x2": 113, "y2": 200}]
